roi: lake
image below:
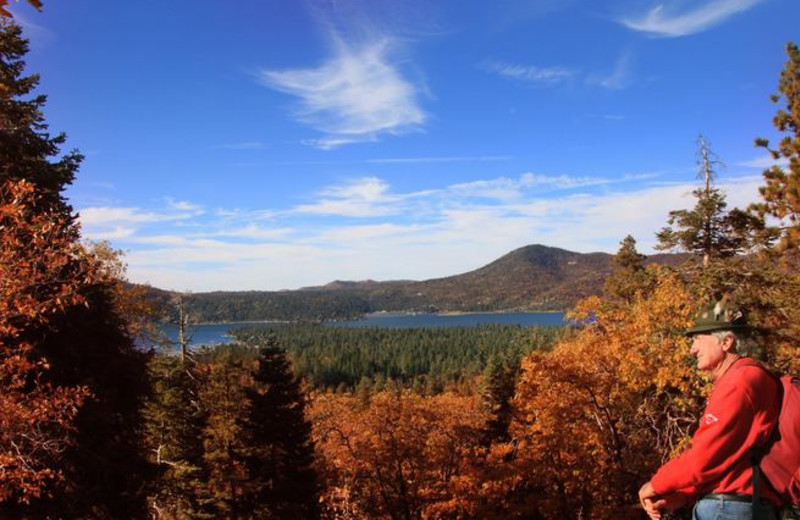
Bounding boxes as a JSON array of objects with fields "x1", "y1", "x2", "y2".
[{"x1": 160, "y1": 311, "x2": 567, "y2": 347}]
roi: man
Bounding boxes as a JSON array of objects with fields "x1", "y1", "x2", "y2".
[{"x1": 638, "y1": 301, "x2": 781, "y2": 520}]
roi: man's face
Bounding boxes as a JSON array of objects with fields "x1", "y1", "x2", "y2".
[{"x1": 689, "y1": 333, "x2": 726, "y2": 373}]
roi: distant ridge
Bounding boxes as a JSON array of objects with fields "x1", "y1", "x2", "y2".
[{"x1": 150, "y1": 244, "x2": 686, "y2": 323}]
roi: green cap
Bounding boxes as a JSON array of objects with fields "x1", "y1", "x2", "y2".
[{"x1": 685, "y1": 300, "x2": 749, "y2": 336}]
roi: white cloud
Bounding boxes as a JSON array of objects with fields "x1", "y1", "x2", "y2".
[
  {"x1": 259, "y1": 37, "x2": 426, "y2": 149},
  {"x1": 737, "y1": 155, "x2": 790, "y2": 169},
  {"x1": 12, "y1": 12, "x2": 56, "y2": 47},
  {"x1": 314, "y1": 223, "x2": 422, "y2": 244},
  {"x1": 366, "y1": 155, "x2": 512, "y2": 165},
  {"x1": 587, "y1": 51, "x2": 633, "y2": 90},
  {"x1": 212, "y1": 225, "x2": 295, "y2": 241},
  {"x1": 293, "y1": 177, "x2": 401, "y2": 217},
  {"x1": 448, "y1": 172, "x2": 654, "y2": 201},
  {"x1": 166, "y1": 198, "x2": 204, "y2": 212},
  {"x1": 483, "y1": 60, "x2": 576, "y2": 86},
  {"x1": 485, "y1": 54, "x2": 635, "y2": 90},
  {"x1": 79, "y1": 207, "x2": 175, "y2": 226},
  {"x1": 619, "y1": 0, "x2": 765, "y2": 37},
  {"x1": 78, "y1": 202, "x2": 207, "y2": 243}
]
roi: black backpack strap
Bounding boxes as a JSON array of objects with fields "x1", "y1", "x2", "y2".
[
  {"x1": 751, "y1": 454, "x2": 763, "y2": 519},
  {"x1": 750, "y1": 368, "x2": 784, "y2": 519}
]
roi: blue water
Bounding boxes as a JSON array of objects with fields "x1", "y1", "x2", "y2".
[{"x1": 161, "y1": 312, "x2": 567, "y2": 347}]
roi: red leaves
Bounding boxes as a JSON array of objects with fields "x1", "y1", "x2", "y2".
[{"x1": 0, "y1": 180, "x2": 94, "y2": 504}]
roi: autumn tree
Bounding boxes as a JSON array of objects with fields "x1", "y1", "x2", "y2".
[
  {"x1": 501, "y1": 268, "x2": 704, "y2": 519},
  {"x1": 1, "y1": 21, "x2": 153, "y2": 518},
  {"x1": 751, "y1": 42, "x2": 800, "y2": 264},
  {"x1": 311, "y1": 390, "x2": 487, "y2": 520},
  {"x1": 0, "y1": 180, "x2": 92, "y2": 508}
]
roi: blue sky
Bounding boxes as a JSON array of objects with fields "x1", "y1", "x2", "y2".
[{"x1": 9, "y1": 0, "x2": 799, "y2": 291}]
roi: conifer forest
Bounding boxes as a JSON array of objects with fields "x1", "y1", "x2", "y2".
[{"x1": 2, "y1": 7, "x2": 800, "y2": 520}]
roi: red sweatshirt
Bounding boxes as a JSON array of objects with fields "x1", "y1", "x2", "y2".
[{"x1": 651, "y1": 358, "x2": 781, "y2": 504}]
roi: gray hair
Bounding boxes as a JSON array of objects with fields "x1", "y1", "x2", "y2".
[{"x1": 711, "y1": 330, "x2": 761, "y2": 359}]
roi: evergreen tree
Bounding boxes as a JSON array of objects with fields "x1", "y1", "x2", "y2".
[
  {"x1": 480, "y1": 352, "x2": 517, "y2": 443},
  {"x1": 751, "y1": 42, "x2": 800, "y2": 264},
  {"x1": 0, "y1": 20, "x2": 82, "y2": 214},
  {"x1": 199, "y1": 351, "x2": 253, "y2": 519},
  {"x1": 604, "y1": 235, "x2": 654, "y2": 304},
  {"x1": 28, "y1": 272, "x2": 152, "y2": 519},
  {"x1": 0, "y1": 22, "x2": 152, "y2": 518},
  {"x1": 144, "y1": 355, "x2": 211, "y2": 519},
  {"x1": 245, "y1": 336, "x2": 319, "y2": 519},
  {"x1": 656, "y1": 136, "x2": 758, "y2": 266},
  {"x1": 613, "y1": 235, "x2": 646, "y2": 270}
]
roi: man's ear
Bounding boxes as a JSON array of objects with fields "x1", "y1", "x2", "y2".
[{"x1": 721, "y1": 334, "x2": 737, "y2": 353}]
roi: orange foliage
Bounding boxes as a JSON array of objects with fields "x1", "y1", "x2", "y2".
[
  {"x1": 0, "y1": 180, "x2": 93, "y2": 503},
  {"x1": 310, "y1": 390, "x2": 487, "y2": 519},
  {"x1": 502, "y1": 267, "x2": 707, "y2": 519}
]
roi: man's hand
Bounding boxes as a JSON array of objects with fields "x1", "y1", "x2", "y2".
[{"x1": 639, "y1": 481, "x2": 662, "y2": 520}]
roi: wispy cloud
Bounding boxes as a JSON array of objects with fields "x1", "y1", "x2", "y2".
[
  {"x1": 737, "y1": 155, "x2": 790, "y2": 169},
  {"x1": 365, "y1": 155, "x2": 512, "y2": 165},
  {"x1": 448, "y1": 172, "x2": 655, "y2": 201},
  {"x1": 258, "y1": 36, "x2": 426, "y2": 149},
  {"x1": 12, "y1": 12, "x2": 56, "y2": 47},
  {"x1": 78, "y1": 204, "x2": 205, "y2": 241},
  {"x1": 485, "y1": 53, "x2": 635, "y2": 90},
  {"x1": 292, "y1": 177, "x2": 401, "y2": 217},
  {"x1": 165, "y1": 198, "x2": 204, "y2": 212},
  {"x1": 587, "y1": 51, "x2": 633, "y2": 90},
  {"x1": 482, "y1": 60, "x2": 576, "y2": 86},
  {"x1": 619, "y1": 0, "x2": 765, "y2": 37}
]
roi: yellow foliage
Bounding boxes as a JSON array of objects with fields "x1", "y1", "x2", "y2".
[{"x1": 508, "y1": 267, "x2": 708, "y2": 519}]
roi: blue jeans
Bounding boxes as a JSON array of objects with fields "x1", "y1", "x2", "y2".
[{"x1": 692, "y1": 497, "x2": 779, "y2": 520}]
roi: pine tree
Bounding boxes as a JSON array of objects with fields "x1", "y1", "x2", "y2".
[
  {"x1": 0, "y1": 20, "x2": 82, "y2": 214},
  {"x1": 604, "y1": 235, "x2": 654, "y2": 304},
  {"x1": 480, "y1": 352, "x2": 517, "y2": 443},
  {"x1": 656, "y1": 136, "x2": 758, "y2": 266},
  {"x1": 751, "y1": 42, "x2": 800, "y2": 264},
  {"x1": 144, "y1": 355, "x2": 212, "y2": 519},
  {"x1": 199, "y1": 350, "x2": 253, "y2": 519},
  {"x1": 1, "y1": 22, "x2": 152, "y2": 517},
  {"x1": 245, "y1": 336, "x2": 319, "y2": 519}
]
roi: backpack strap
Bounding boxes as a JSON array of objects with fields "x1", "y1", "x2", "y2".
[
  {"x1": 752, "y1": 454, "x2": 764, "y2": 519},
  {"x1": 750, "y1": 366, "x2": 784, "y2": 519}
]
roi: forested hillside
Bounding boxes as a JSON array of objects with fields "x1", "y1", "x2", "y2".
[{"x1": 162, "y1": 245, "x2": 687, "y2": 323}]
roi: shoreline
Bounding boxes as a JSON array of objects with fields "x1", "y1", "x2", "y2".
[{"x1": 184, "y1": 309, "x2": 567, "y2": 326}]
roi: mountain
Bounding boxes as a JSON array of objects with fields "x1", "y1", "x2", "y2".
[{"x1": 150, "y1": 244, "x2": 686, "y2": 323}]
